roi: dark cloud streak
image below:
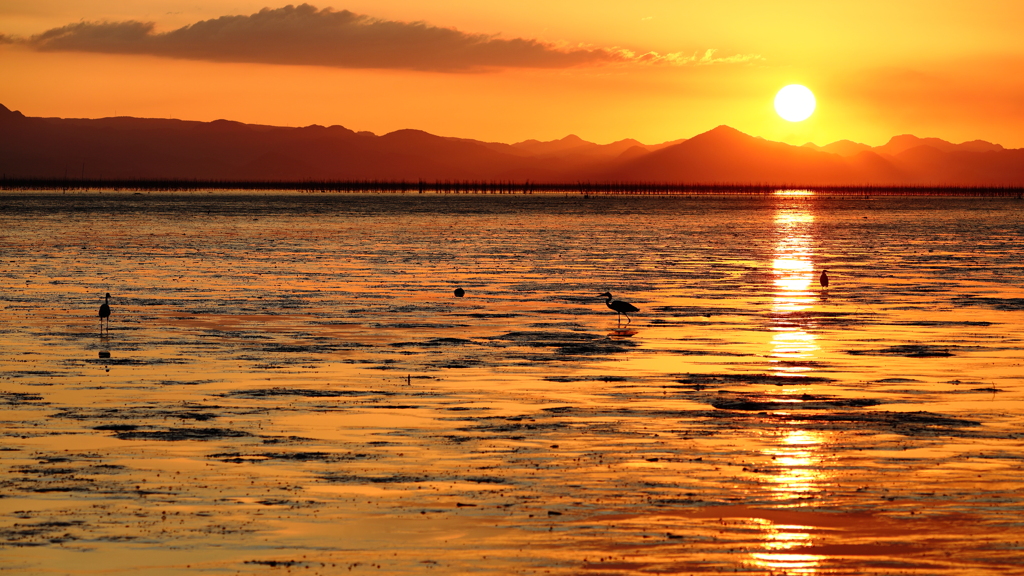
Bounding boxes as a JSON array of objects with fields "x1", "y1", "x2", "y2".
[{"x1": 26, "y1": 4, "x2": 627, "y2": 72}]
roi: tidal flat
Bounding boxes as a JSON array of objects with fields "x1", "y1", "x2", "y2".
[{"x1": 2, "y1": 191, "x2": 1024, "y2": 575}]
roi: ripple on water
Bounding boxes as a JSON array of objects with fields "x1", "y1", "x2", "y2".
[{"x1": 2, "y1": 193, "x2": 1024, "y2": 574}]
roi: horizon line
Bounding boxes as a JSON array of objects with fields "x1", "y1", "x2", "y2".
[{"x1": 4, "y1": 177, "x2": 1023, "y2": 197}]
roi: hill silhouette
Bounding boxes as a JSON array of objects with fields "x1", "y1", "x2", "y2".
[
  {"x1": 2, "y1": 103, "x2": 1021, "y2": 186},
  {"x1": 604, "y1": 125, "x2": 863, "y2": 184},
  {"x1": 803, "y1": 140, "x2": 871, "y2": 157}
]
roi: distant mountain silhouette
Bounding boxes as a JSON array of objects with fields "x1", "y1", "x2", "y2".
[
  {"x1": 803, "y1": 139, "x2": 872, "y2": 157},
  {"x1": 876, "y1": 134, "x2": 1005, "y2": 156},
  {"x1": 513, "y1": 134, "x2": 593, "y2": 155},
  {"x1": 512, "y1": 135, "x2": 647, "y2": 159},
  {"x1": 2, "y1": 103, "x2": 1021, "y2": 185},
  {"x1": 605, "y1": 125, "x2": 870, "y2": 184},
  {"x1": 0, "y1": 104, "x2": 542, "y2": 181}
]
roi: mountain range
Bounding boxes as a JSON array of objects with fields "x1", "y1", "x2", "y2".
[{"x1": 2, "y1": 103, "x2": 1022, "y2": 186}]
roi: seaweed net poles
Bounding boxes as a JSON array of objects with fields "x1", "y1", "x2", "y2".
[{"x1": 1, "y1": 176, "x2": 1022, "y2": 198}]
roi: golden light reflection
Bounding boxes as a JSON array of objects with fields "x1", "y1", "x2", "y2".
[
  {"x1": 748, "y1": 198, "x2": 831, "y2": 574},
  {"x1": 770, "y1": 204, "x2": 820, "y2": 376},
  {"x1": 762, "y1": 430, "x2": 829, "y2": 499},
  {"x1": 748, "y1": 429, "x2": 831, "y2": 574},
  {"x1": 750, "y1": 552, "x2": 825, "y2": 573}
]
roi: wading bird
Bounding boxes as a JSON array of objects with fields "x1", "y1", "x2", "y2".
[
  {"x1": 819, "y1": 270, "x2": 830, "y2": 289},
  {"x1": 99, "y1": 293, "x2": 111, "y2": 332},
  {"x1": 599, "y1": 292, "x2": 639, "y2": 325}
]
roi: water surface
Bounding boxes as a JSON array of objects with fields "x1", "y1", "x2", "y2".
[{"x1": 2, "y1": 192, "x2": 1023, "y2": 575}]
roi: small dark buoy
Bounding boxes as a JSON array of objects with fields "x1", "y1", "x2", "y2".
[
  {"x1": 453, "y1": 287, "x2": 465, "y2": 297},
  {"x1": 819, "y1": 270, "x2": 830, "y2": 289}
]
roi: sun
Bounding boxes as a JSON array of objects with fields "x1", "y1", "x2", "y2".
[{"x1": 774, "y1": 85, "x2": 816, "y2": 122}]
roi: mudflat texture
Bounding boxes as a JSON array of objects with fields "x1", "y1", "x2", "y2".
[{"x1": 2, "y1": 192, "x2": 1023, "y2": 575}]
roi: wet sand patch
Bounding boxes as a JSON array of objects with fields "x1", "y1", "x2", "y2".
[
  {"x1": 847, "y1": 343, "x2": 958, "y2": 357},
  {"x1": 709, "y1": 393, "x2": 882, "y2": 411},
  {"x1": 97, "y1": 426, "x2": 253, "y2": 441},
  {"x1": 674, "y1": 372, "x2": 836, "y2": 386},
  {"x1": 953, "y1": 295, "x2": 1024, "y2": 311}
]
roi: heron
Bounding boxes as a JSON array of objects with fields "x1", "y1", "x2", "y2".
[
  {"x1": 819, "y1": 270, "x2": 830, "y2": 289},
  {"x1": 454, "y1": 287, "x2": 465, "y2": 297},
  {"x1": 599, "y1": 292, "x2": 639, "y2": 325},
  {"x1": 99, "y1": 292, "x2": 111, "y2": 332}
]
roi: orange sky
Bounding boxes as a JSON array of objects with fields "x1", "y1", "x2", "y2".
[{"x1": 2, "y1": 1, "x2": 1023, "y2": 147}]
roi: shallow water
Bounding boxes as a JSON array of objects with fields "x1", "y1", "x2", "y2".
[{"x1": 2, "y1": 191, "x2": 1024, "y2": 575}]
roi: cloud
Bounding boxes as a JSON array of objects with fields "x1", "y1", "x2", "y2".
[
  {"x1": 630, "y1": 48, "x2": 763, "y2": 65},
  {"x1": 26, "y1": 4, "x2": 625, "y2": 72},
  {"x1": 31, "y1": 21, "x2": 154, "y2": 52},
  {"x1": 23, "y1": 4, "x2": 761, "y2": 72}
]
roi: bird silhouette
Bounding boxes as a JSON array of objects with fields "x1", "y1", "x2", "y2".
[
  {"x1": 819, "y1": 270, "x2": 830, "y2": 289},
  {"x1": 599, "y1": 292, "x2": 639, "y2": 325},
  {"x1": 454, "y1": 287, "x2": 465, "y2": 297},
  {"x1": 99, "y1": 293, "x2": 111, "y2": 332}
]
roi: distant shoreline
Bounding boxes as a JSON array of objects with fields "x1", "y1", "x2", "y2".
[{"x1": 2, "y1": 178, "x2": 1023, "y2": 197}]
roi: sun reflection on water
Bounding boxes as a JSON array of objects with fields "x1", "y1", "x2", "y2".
[
  {"x1": 749, "y1": 197, "x2": 831, "y2": 574},
  {"x1": 762, "y1": 430, "x2": 829, "y2": 499},
  {"x1": 770, "y1": 204, "x2": 820, "y2": 376},
  {"x1": 748, "y1": 429, "x2": 832, "y2": 574},
  {"x1": 750, "y1": 551, "x2": 825, "y2": 574}
]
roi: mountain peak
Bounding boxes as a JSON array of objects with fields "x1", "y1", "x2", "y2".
[
  {"x1": 698, "y1": 125, "x2": 750, "y2": 139},
  {"x1": 685, "y1": 125, "x2": 753, "y2": 146},
  {"x1": 878, "y1": 134, "x2": 1005, "y2": 156},
  {"x1": 881, "y1": 134, "x2": 935, "y2": 152},
  {"x1": 706, "y1": 125, "x2": 745, "y2": 136},
  {"x1": 511, "y1": 133, "x2": 597, "y2": 155},
  {"x1": 956, "y1": 139, "x2": 1005, "y2": 153},
  {"x1": 0, "y1": 103, "x2": 26, "y2": 121},
  {"x1": 610, "y1": 138, "x2": 644, "y2": 147},
  {"x1": 820, "y1": 139, "x2": 872, "y2": 157}
]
